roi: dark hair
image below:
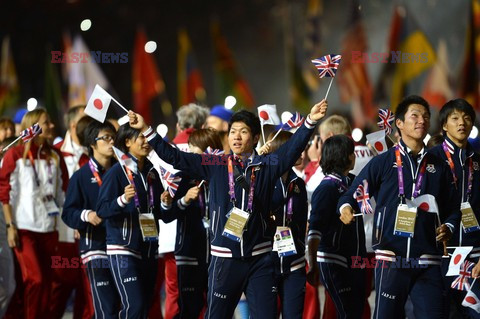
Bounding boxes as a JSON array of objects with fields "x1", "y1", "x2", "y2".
[
  {"x1": 320, "y1": 135, "x2": 354, "y2": 175},
  {"x1": 228, "y1": 110, "x2": 261, "y2": 138},
  {"x1": 114, "y1": 125, "x2": 141, "y2": 154},
  {"x1": 426, "y1": 133, "x2": 444, "y2": 149},
  {"x1": 84, "y1": 121, "x2": 117, "y2": 157},
  {"x1": 266, "y1": 130, "x2": 293, "y2": 153},
  {"x1": 0, "y1": 136, "x2": 17, "y2": 160},
  {"x1": 188, "y1": 128, "x2": 223, "y2": 152},
  {"x1": 439, "y1": 99, "x2": 476, "y2": 132},
  {"x1": 0, "y1": 118, "x2": 14, "y2": 130},
  {"x1": 395, "y1": 95, "x2": 430, "y2": 132},
  {"x1": 76, "y1": 116, "x2": 95, "y2": 147}
]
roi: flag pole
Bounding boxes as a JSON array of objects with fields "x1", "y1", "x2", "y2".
[
  {"x1": 270, "y1": 128, "x2": 283, "y2": 142},
  {"x1": 324, "y1": 77, "x2": 334, "y2": 100},
  {"x1": 261, "y1": 125, "x2": 266, "y2": 145},
  {"x1": 111, "y1": 96, "x2": 129, "y2": 114},
  {"x1": 1, "y1": 136, "x2": 21, "y2": 153}
]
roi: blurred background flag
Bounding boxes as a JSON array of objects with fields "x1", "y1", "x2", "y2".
[{"x1": 0, "y1": 36, "x2": 19, "y2": 115}]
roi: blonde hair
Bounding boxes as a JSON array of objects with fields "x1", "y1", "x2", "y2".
[
  {"x1": 319, "y1": 115, "x2": 352, "y2": 136},
  {"x1": 20, "y1": 108, "x2": 56, "y2": 164}
]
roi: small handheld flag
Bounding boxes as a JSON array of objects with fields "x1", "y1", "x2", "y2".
[
  {"x1": 311, "y1": 55, "x2": 342, "y2": 78},
  {"x1": 366, "y1": 130, "x2": 388, "y2": 155},
  {"x1": 85, "y1": 84, "x2": 129, "y2": 123},
  {"x1": 282, "y1": 112, "x2": 305, "y2": 130},
  {"x1": 112, "y1": 146, "x2": 138, "y2": 183},
  {"x1": 1, "y1": 123, "x2": 43, "y2": 152},
  {"x1": 463, "y1": 278, "x2": 480, "y2": 313},
  {"x1": 160, "y1": 166, "x2": 182, "y2": 198},
  {"x1": 205, "y1": 147, "x2": 224, "y2": 156},
  {"x1": 311, "y1": 54, "x2": 342, "y2": 101},
  {"x1": 451, "y1": 260, "x2": 475, "y2": 291},
  {"x1": 447, "y1": 246, "x2": 474, "y2": 276},
  {"x1": 378, "y1": 109, "x2": 395, "y2": 135},
  {"x1": 354, "y1": 179, "x2": 373, "y2": 215},
  {"x1": 257, "y1": 104, "x2": 280, "y2": 144}
]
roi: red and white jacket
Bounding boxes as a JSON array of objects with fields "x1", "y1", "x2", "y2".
[{"x1": 0, "y1": 143, "x2": 69, "y2": 233}]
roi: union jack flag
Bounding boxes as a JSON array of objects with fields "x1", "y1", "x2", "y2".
[
  {"x1": 20, "y1": 123, "x2": 42, "y2": 143},
  {"x1": 281, "y1": 112, "x2": 305, "y2": 130},
  {"x1": 354, "y1": 179, "x2": 373, "y2": 215},
  {"x1": 452, "y1": 260, "x2": 475, "y2": 291},
  {"x1": 160, "y1": 167, "x2": 182, "y2": 198},
  {"x1": 377, "y1": 109, "x2": 395, "y2": 135},
  {"x1": 311, "y1": 54, "x2": 342, "y2": 78},
  {"x1": 205, "y1": 147, "x2": 224, "y2": 156}
]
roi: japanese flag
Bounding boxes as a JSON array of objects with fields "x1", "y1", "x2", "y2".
[
  {"x1": 366, "y1": 130, "x2": 388, "y2": 154},
  {"x1": 463, "y1": 278, "x2": 480, "y2": 313},
  {"x1": 85, "y1": 84, "x2": 112, "y2": 123},
  {"x1": 407, "y1": 194, "x2": 438, "y2": 213},
  {"x1": 257, "y1": 104, "x2": 280, "y2": 126},
  {"x1": 112, "y1": 146, "x2": 137, "y2": 175},
  {"x1": 447, "y1": 246, "x2": 474, "y2": 276}
]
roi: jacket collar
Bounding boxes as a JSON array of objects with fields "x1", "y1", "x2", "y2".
[{"x1": 443, "y1": 135, "x2": 474, "y2": 159}]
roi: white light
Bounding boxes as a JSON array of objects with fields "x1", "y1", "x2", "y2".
[
  {"x1": 281, "y1": 111, "x2": 293, "y2": 124},
  {"x1": 423, "y1": 133, "x2": 431, "y2": 145},
  {"x1": 352, "y1": 128, "x2": 363, "y2": 142},
  {"x1": 470, "y1": 126, "x2": 479, "y2": 139},
  {"x1": 156, "y1": 124, "x2": 168, "y2": 138},
  {"x1": 224, "y1": 96, "x2": 236, "y2": 109},
  {"x1": 80, "y1": 19, "x2": 92, "y2": 32},
  {"x1": 27, "y1": 98, "x2": 37, "y2": 111},
  {"x1": 144, "y1": 41, "x2": 157, "y2": 53}
]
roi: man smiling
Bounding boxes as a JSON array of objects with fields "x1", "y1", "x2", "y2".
[
  {"x1": 128, "y1": 100, "x2": 327, "y2": 318},
  {"x1": 338, "y1": 95, "x2": 460, "y2": 319}
]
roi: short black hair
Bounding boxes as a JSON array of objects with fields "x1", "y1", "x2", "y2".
[
  {"x1": 395, "y1": 95, "x2": 430, "y2": 132},
  {"x1": 84, "y1": 121, "x2": 116, "y2": 157},
  {"x1": 439, "y1": 99, "x2": 476, "y2": 132},
  {"x1": 320, "y1": 135, "x2": 354, "y2": 175},
  {"x1": 228, "y1": 110, "x2": 261, "y2": 138},
  {"x1": 114, "y1": 125, "x2": 141, "y2": 154}
]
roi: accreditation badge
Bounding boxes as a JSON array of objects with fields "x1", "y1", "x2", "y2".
[
  {"x1": 274, "y1": 226, "x2": 297, "y2": 257},
  {"x1": 139, "y1": 213, "x2": 159, "y2": 241},
  {"x1": 43, "y1": 195, "x2": 60, "y2": 216},
  {"x1": 393, "y1": 204, "x2": 417, "y2": 238},
  {"x1": 222, "y1": 207, "x2": 250, "y2": 242},
  {"x1": 461, "y1": 202, "x2": 480, "y2": 233}
]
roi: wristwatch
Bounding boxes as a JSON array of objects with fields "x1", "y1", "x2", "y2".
[{"x1": 5, "y1": 222, "x2": 15, "y2": 229}]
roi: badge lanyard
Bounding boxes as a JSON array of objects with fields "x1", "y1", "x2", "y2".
[
  {"x1": 227, "y1": 156, "x2": 256, "y2": 212},
  {"x1": 27, "y1": 149, "x2": 53, "y2": 187},
  {"x1": 442, "y1": 142, "x2": 473, "y2": 201},
  {"x1": 88, "y1": 159, "x2": 102, "y2": 186},
  {"x1": 395, "y1": 145, "x2": 426, "y2": 200},
  {"x1": 124, "y1": 166, "x2": 154, "y2": 213}
]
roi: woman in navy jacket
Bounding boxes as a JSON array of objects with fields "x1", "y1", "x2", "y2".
[
  {"x1": 96, "y1": 125, "x2": 164, "y2": 319},
  {"x1": 306, "y1": 135, "x2": 366, "y2": 319},
  {"x1": 62, "y1": 120, "x2": 120, "y2": 318}
]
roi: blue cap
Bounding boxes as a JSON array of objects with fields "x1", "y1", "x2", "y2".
[
  {"x1": 210, "y1": 105, "x2": 233, "y2": 122},
  {"x1": 13, "y1": 108, "x2": 28, "y2": 124}
]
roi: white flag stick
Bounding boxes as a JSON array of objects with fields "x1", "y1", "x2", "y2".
[
  {"x1": 353, "y1": 213, "x2": 363, "y2": 217},
  {"x1": 261, "y1": 125, "x2": 266, "y2": 145},
  {"x1": 1, "y1": 135, "x2": 22, "y2": 152},
  {"x1": 324, "y1": 77, "x2": 334, "y2": 100},
  {"x1": 270, "y1": 128, "x2": 283, "y2": 142},
  {"x1": 111, "y1": 96, "x2": 129, "y2": 114}
]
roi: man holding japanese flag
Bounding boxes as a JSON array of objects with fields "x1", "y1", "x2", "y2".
[{"x1": 338, "y1": 95, "x2": 461, "y2": 318}]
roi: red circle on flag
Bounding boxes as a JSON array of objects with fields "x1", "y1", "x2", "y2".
[
  {"x1": 374, "y1": 141, "x2": 384, "y2": 152},
  {"x1": 121, "y1": 155, "x2": 129, "y2": 160},
  {"x1": 466, "y1": 296, "x2": 477, "y2": 305},
  {"x1": 259, "y1": 111, "x2": 269, "y2": 121},
  {"x1": 419, "y1": 202, "x2": 430, "y2": 211},
  {"x1": 454, "y1": 254, "x2": 463, "y2": 265},
  {"x1": 93, "y1": 99, "x2": 103, "y2": 110}
]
